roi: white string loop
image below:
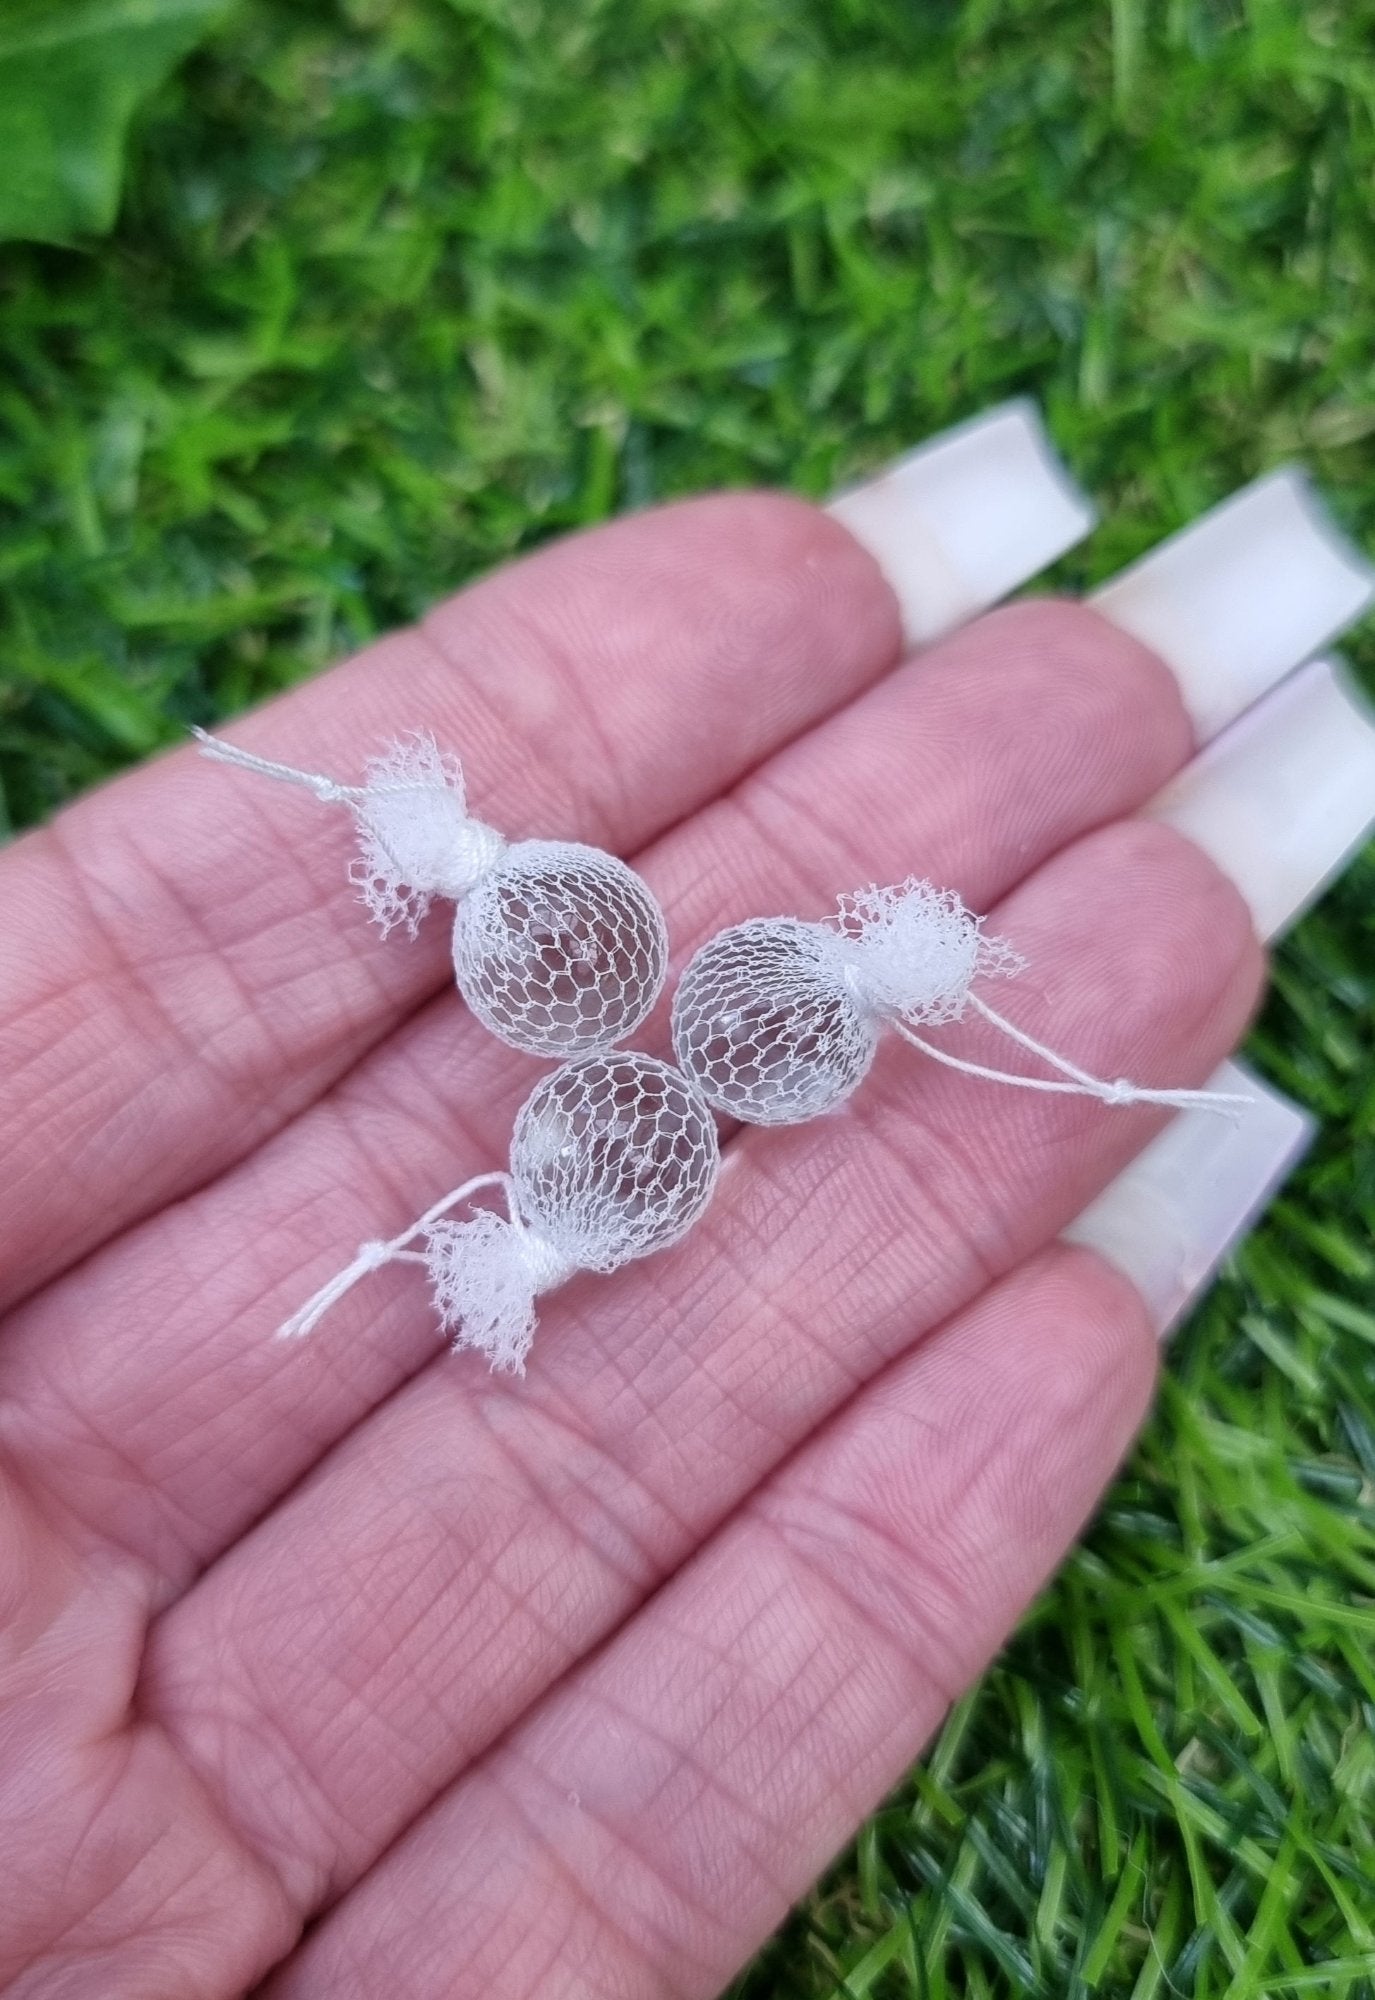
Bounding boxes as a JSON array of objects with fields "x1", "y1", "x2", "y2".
[
  {"x1": 277, "y1": 1171, "x2": 516, "y2": 1342},
  {"x1": 894, "y1": 1004, "x2": 1248, "y2": 1114},
  {"x1": 193, "y1": 725, "x2": 503, "y2": 927},
  {"x1": 964, "y1": 996, "x2": 1247, "y2": 1111}
]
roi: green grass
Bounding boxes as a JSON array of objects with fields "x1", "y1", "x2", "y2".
[{"x1": 3, "y1": 0, "x2": 1374, "y2": 1992}]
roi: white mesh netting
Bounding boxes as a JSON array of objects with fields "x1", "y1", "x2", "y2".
[
  {"x1": 349, "y1": 732, "x2": 507, "y2": 938},
  {"x1": 670, "y1": 917, "x2": 880, "y2": 1127},
  {"x1": 671, "y1": 878, "x2": 1021, "y2": 1126},
  {"x1": 511, "y1": 1050, "x2": 720, "y2": 1271},
  {"x1": 422, "y1": 1051, "x2": 716, "y2": 1370},
  {"x1": 195, "y1": 727, "x2": 670, "y2": 1058},
  {"x1": 832, "y1": 880, "x2": 1024, "y2": 1023},
  {"x1": 277, "y1": 1054, "x2": 719, "y2": 1373},
  {"x1": 425, "y1": 1207, "x2": 572, "y2": 1374},
  {"x1": 453, "y1": 840, "x2": 669, "y2": 1058}
]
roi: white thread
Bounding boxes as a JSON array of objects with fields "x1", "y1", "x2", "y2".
[
  {"x1": 191, "y1": 730, "x2": 369, "y2": 805},
  {"x1": 193, "y1": 727, "x2": 670, "y2": 1056},
  {"x1": 894, "y1": 1018, "x2": 1249, "y2": 1113},
  {"x1": 277, "y1": 1171, "x2": 514, "y2": 1341},
  {"x1": 964, "y1": 996, "x2": 1247, "y2": 1110},
  {"x1": 194, "y1": 726, "x2": 501, "y2": 936},
  {"x1": 275, "y1": 1054, "x2": 719, "y2": 1371},
  {"x1": 672, "y1": 878, "x2": 1249, "y2": 1123}
]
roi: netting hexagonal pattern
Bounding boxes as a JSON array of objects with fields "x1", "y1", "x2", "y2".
[
  {"x1": 511, "y1": 1052, "x2": 720, "y2": 1272},
  {"x1": 453, "y1": 839, "x2": 669, "y2": 1058},
  {"x1": 671, "y1": 918, "x2": 879, "y2": 1127}
]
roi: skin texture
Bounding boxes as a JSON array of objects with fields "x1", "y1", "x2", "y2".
[{"x1": 0, "y1": 493, "x2": 1263, "y2": 1998}]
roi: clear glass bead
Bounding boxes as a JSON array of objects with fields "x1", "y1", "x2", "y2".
[
  {"x1": 453, "y1": 840, "x2": 668, "y2": 1057},
  {"x1": 512, "y1": 1051, "x2": 720, "y2": 1270},
  {"x1": 671, "y1": 919, "x2": 878, "y2": 1126}
]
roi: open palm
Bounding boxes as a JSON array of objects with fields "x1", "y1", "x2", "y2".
[{"x1": 0, "y1": 492, "x2": 1260, "y2": 1997}]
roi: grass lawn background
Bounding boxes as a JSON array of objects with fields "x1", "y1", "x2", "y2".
[{"x1": 3, "y1": 0, "x2": 1374, "y2": 1991}]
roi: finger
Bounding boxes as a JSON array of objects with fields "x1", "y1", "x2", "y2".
[
  {"x1": 0, "y1": 1448, "x2": 297, "y2": 1997},
  {"x1": 139, "y1": 814, "x2": 1260, "y2": 1917},
  {"x1": 261, "y1": 1241, "x2": 1157, "y2": 2000},
  {"x1": 0, "y1": 489, "x2": 903, "y2": 1305},
  {"x1": 1, "y1": 603, "x2": 1186, "y2": 1584},
  {"x1": 1067, "y1": 1055, "x2": 1314, "y2": 1334}
]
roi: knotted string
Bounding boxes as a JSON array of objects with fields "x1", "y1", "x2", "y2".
[
  {"x1": 893, "y1": 993, "x2": 1250, "y2": 1115},
  {"x1": 191, "y1": 729, "x2": 374, "y2": 805},
  {"x1": 278, "y1": 1170, "x2": 517, "y2": 1341},
  {"x1": 192, "y1": 725, "x2": 508, "y2": 928},
  {"x1": 193, "y1": 728, "x2": 668, "y2": 1055},
  {"x1": 671, "y1": 882, "x2": 1250, "y2": 1128}
]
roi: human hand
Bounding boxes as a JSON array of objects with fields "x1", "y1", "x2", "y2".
[{"x1": 0, "y1": 476, "x2": 1367, "y2": 1997}]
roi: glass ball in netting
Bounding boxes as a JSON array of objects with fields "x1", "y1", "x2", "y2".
[
  {"x1": 511, "y1": 1052, "x2": 720, "y2": 1273},
  {"x1": 452, "y1": 840, "x2": 668, "y2": 1057},
  {"x1": 671, "y1": 918, "x2": 878, "y2": 1126}
]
